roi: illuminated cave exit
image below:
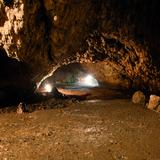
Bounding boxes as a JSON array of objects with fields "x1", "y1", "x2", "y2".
[
  {"x1": 37, "y1": 63, "x2": 99, "y2": 97},
  {"x1": 37, "y1": 63, "x2": 129, "y2": 100}
]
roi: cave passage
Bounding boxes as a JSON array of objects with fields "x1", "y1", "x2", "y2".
[
  {"x1": 37, "y1": 63, "x2": 130, "y2": 100},
  {"x1": 0, "y1": 53, "x2": 133, "y2": 107}
]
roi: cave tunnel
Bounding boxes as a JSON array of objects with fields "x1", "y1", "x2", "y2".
[
  {"x1": 37, "y1": 62, "x2": 131, "y2": 100},
  {"x1": 0, "y1": 0, "x2": 160, "y2": 159}
]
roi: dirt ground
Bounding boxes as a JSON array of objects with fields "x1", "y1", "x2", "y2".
[{"x1": 0, "y1": 99, "x2": 160, "y2": 160}]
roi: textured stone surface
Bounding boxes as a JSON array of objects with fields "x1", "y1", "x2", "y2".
[
  {"x1": 147, "y1": 95, "x2": 160, "y2": 111},
  {"x1": 132, "y1": 91, "x2": 146, "y2": 105},
  {"x1": 0, "y1": 0, "x2": 24, "y2": 58},
  {"x1": 0, "y1": 0, "x2": 160, "y2": 95}
]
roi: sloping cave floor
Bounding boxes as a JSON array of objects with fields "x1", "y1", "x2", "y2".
[{"x1": 0, "y1": 98, "x2": 160, "y2": 160}]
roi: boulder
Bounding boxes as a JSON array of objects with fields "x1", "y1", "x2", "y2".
[
  {"x1": 132, "y1": 91, "x2": 146, "y2": 105},
  {"x1": 147, "y1": 95, "x2": 160, "y2": 111}
]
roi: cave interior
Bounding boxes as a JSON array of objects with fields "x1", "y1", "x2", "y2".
[{"x1": 0, "y1": 0, "x2": 160, "y2": 106}]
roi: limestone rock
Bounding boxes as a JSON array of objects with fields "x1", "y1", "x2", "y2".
[
  {"x1": 147, "y1": 95, "x2": 160, "y2": 111},
  {"x1": 132, "y1": 91, "x2": 146, "y2": 105}
]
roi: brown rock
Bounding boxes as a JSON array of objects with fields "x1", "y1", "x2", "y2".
[
  {"x1": 16, "y1": 103, "x2": 23, "y2": 114},
  {"x1": 156, "y1": 105, "x2": 160, "y2": 112},
  {"x1": 132, "y1": 91, "x2": 146, "y2": 105},
  {"x1": 43, "y1": 0, "x2": 54, "y2": 11},
  {"x1": 148, "y1": 95, "x2": 160, "y2": 110}
]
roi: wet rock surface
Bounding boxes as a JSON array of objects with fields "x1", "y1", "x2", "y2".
[{"x1": 0, "y1": 99, "x2": 160, "y2": 159}]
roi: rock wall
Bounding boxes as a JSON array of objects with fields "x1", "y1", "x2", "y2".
[
  {"x1": 0, "y1": 0, "x2": 160, "y2": 94},
  {"x1": 0, "y1": 0, "x2": 24, "y2": 58}
]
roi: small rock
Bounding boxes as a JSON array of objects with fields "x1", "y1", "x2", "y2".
[
  {"x1": 156, "y1": 105, "x2": 160, "y2": 112},
  {"x1": 16, "y1": 103, "x2": 23, "y2": 114},
  {"x1": 53, "y1": 15, "x2": 58, "y2": 21},
  {"x1": 147, "y1": 95, "x2": 160, "y2": 111},
  {"x1": 132, "y1": 91, "x2": 146, "y2": 105},
  {"x1": 145, "y1": 103, "x2": 149, "y2": 108}
]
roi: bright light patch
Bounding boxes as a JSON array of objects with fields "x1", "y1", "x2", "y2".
[
  {"x1": 44, "y1": 83, "x2": 52, "y2": 92},
  {"x1": 80, "y1": 74, "x2": 99, "y2": 87}
]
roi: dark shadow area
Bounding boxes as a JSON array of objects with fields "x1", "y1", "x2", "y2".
[
  {"x1": 2, "y1": 0, "x2": 14, "y2": 7},
  {"x1": 0, "y1": 48, "x2": 35, "y2": 106},
  {"x1": 0, "y1": 3, "x2": 7, "y2": 26}
]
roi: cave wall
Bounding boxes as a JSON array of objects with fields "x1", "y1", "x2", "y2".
[
  {"x1": 0, "y1": 0, "x2": 24, "y2": 58},
  {"x1": 0, "y1": 0, "x2": 160, "y2": 94}
]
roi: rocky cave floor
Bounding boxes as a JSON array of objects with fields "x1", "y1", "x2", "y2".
[{"x1": 0, "y1": 98, "x2": 160, "y2": 160}]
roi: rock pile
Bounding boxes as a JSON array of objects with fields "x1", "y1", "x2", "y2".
[{"x1": 132, "y1": 91, "x2": 160, "y2": 113}]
